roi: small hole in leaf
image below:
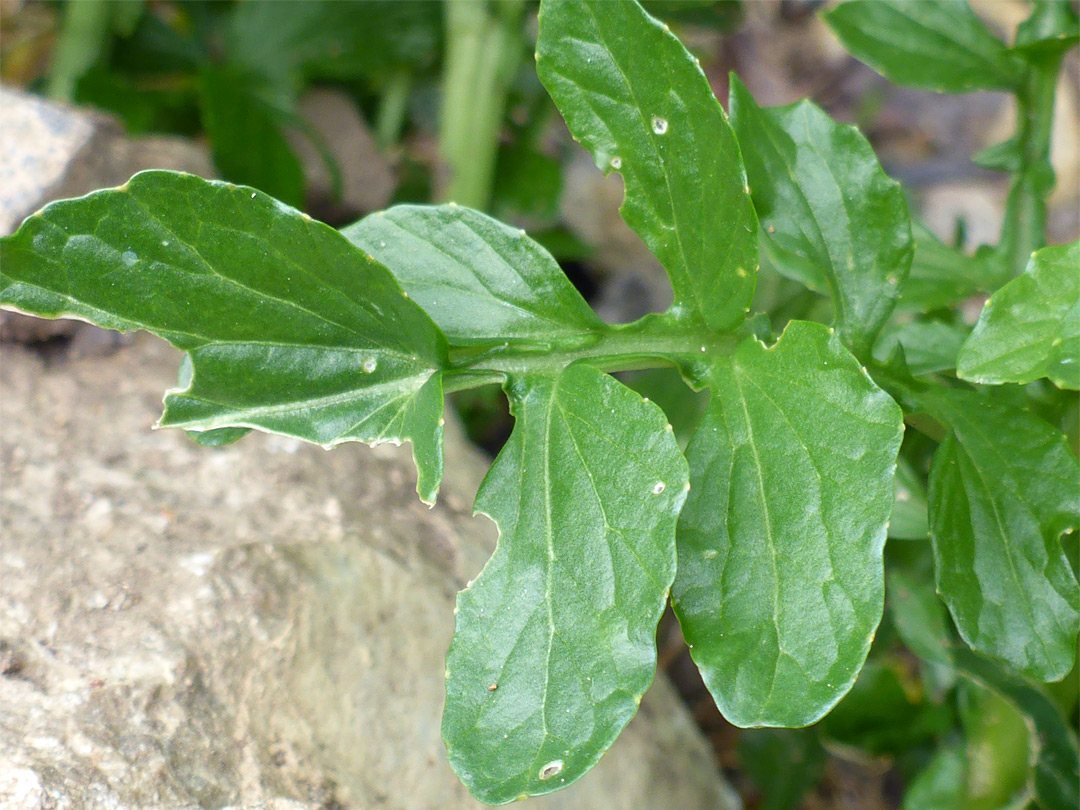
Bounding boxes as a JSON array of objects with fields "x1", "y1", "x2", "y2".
[{"x1": 539, "y1": 760, "x2": 564, "y2": 780}]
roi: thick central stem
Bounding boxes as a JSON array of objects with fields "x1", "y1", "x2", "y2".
[{"x1": 442, "y1": 316, "x2": 740, "y2": 389}]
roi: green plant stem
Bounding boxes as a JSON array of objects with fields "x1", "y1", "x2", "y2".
[
  {"x1": 996, "y1": 53, "x2": 1063, "y2": 279},
  {"x1": 439, "y1": 0, "x2": 525, "y2": 209},
  {"x1": 444, "y1": 317, "x2": 739, "y2": 383},
  {"x1": 376, "y1": 68, "x2": 413, "y2": 149},
  {"x1": 47, "y1": 0, "x2": 113, "y2": 101}
]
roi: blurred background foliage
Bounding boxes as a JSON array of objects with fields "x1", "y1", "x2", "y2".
[{"x1": 1, "y1": 2, "x2": 1076, "y2": 808}]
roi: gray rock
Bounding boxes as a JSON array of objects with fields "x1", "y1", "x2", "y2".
[{"x1": 0, "y1": 337, "x2": 739, "y2": 810}]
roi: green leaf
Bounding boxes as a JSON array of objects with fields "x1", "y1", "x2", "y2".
[
  {"x1": 952, "y1": 647, "x2": 1080, "y2": 810},
  {"x1": 673, "y1": 321, "x2": 904, "y2": 727},
  {"x1": 874, "y1": 319, "x2": 969, "y2": 377},
  {"x1": 0, "y1": 171, "x2": 447, "y2": 503},
  {"x1": 958, "y1": 681, "x2": 1033, "y2": 810},
  {"x1": 729, "y1": 77, "x2": 912, "y2": 359},
  {"x1": 443, "y1": 364, "x2": 687, "y2": 803},
  {"x1": 899, "y1": 222, "x2": 988, "y2": 313},
  {"x1": 957, "y1": 241, "x2": 1080, "y2": 391},
  {"x1": 1013, "y1": 0, "x2": 1080, "y2": 59},
  {"x1": 226, "y1": 0, "x2": 442, "y2": 85},
  {"x1": 900, "y1": 744, "x2": 966, "y2": 810},
  {"x1": 972, "y1": 136, "x2": 1024, "y2": 172},
  {"x1": 888, "y1": 568, "x2": 957, "y2": 699},
  {"x1": 821, "y1": 660, "x2": 945, "y2": 755},
  {"x1": 536, "y1": 0, "x2": 757, "y2": 332},
  {"x1": 738, "y1": 728, "x2": 826, "y2": 810},
  {"x1": 889, "y1": 456, "x2": 930, "y2": 540},
  {"x1": 199, "y1": 65, "x2": 306, "y2": 208},
  {"x1": 888, "y1": 569, "x2": 953, "y2": 668},
  {"x1": 925, "y1": 389, "x2": 1080, "y2": 681},
  {"x1": 342, "y1": 205, "x2": 605, "y2": 346},
  {"x1": 824, "y1": 0, "x2": 1025, "y2": 93}
]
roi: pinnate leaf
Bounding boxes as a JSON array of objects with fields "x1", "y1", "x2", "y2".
[
  {"x1": 925, "y1": 389, "x2": 1080, "y2": 681},
  {"x1": 729, "y1": 77, "x2": 912, "y2": 359},
  {"x1": 0, "y1": 170, "x2": 447, "y2": 502},
  {"x1": 443, "y1": 364, "x2": 687, "y2": 803},
  {"x1": 342, "y1": 204, "x2": 605, "y2": 346},
  {"x1": 536, "y1": 0, "x2": 757, "y2": 331},
  {"x1": 825, "y1": 0, "x2": 1025, "y2": 93},
  {"x1": 957, "y1": 240, "x2": 1080, "y2": 390},
  {"x1": 672, "y1": 321, "x2": 903, "y2": 727}
]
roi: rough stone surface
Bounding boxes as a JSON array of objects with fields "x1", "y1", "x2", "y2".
[{"x1": 0, "y1": 337, "x2": 739, "y2": 810}]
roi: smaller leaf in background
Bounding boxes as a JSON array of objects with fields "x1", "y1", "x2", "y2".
[
  {"x1": 889, "y1": 456, "x2": 930, "y2": 540},
  {"x1": 729, "y1": 76, "x2": 912, "y2": 359},
  {"x1": 673, "y1": 321, "x2": 904, "y2": 727},
  {"x1": 972, "y1": 136, "x2": 1024, "y2": 172},
  {"x1": 900, "y1": 743, "x2": 966, "y2": 810},
  {"x1": 1012, "y1": 0, "x2": 1080, "y2": 59},
  {"x1": 925, "y1": 389, "x2": 1080, "y2": 682},
  {"x1": 957, "y1": 240, "x2": 1079, "y2": 391},
  {"x1": 874, "y1": 320, "x2": 969, "y2": 377},
  {"x1": 898, "y1": 222, "x2": 989, "y2": 313},
  {"x1": 537, "y1": 0, "x2": 758, "y2": 332},
  {"x1": 738, "y1": 728, "x2": 826, "y2": 810},
  {"x1": 621, "y1": 367, "x2": 708, "y2": 450},
  {"x1": 443, "y1": 364, "x2": 687, "y2": 803},
  {"x1": 225, "y1": 0, "x2": 442, "y2": 86},
  {"x1": 343, "y1": 204, "x2": 605, "y2": 346},
  {"x1": 0, "y1": 171, "x2": 448, "y2": 502},
  {"x1": 821, "y1": 659, "x2": 952, "y2": 755},
  {"x1": 888, "y1": 570, "x2": 953, "y2": 668},
  {"x1": 199, "y1": 65, "x2": 305, "y2": 208},
  {"x1": 958, "y1": 682, "x2": 1032, "y2": 810},
  {"x1": 824, "y1": 0, "x2": 1025, "y2": 93},
  {"x1": 491, "y1": 142, "x2": 563, "y2": 221},
  {"x1": 953, "y1": 647, "x2": 1079, "y2": 810},
  {"x1": 887, "y1": 568, "x2": 956, "y2": 699}
]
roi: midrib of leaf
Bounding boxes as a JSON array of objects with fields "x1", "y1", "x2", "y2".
[
  {"x1": 3, "y1": 273, "x2": 211, "y2": 346},
  {"x1": 170, "y1": 371, "x2": 430, "y2": 427},
  {"x1": 730, "y1": 367, "x2": 784, "y2": 715},
  {"x1": 540, "y1": 390, "x2": 556, "y2": 764},
  {"x1": 957, "y1": 444, "x2": 1058, "y2": 665},
  {"x1": 738, "y1": 364, "x2": 854, "y2": 715}
]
